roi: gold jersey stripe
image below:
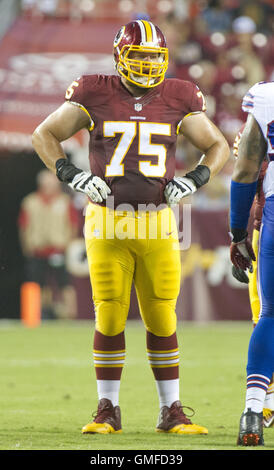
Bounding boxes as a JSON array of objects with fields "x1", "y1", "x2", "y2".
[
  {"x1": 177, "y1": 112, "x2": 203, "y2": 135},
  {"x1": 93, "y1": 356, "x2": 125, "y2": 361},
  {"x1": 69, "y1": 101, "x2": 94, "y2": 131},
  {"x1": 184, "y1": 111, "x2": 202, "y2": 119}
]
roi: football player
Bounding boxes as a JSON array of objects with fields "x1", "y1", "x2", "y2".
[
  {"x1": 230, "y1": 81, "x2": 274, "y2": 445},
  {"x1": 32, "y1": 20, "x2": 230, "y2": 435},
  {"x1": 232, "y1": 128, "x2": 274, "y2": 430}
]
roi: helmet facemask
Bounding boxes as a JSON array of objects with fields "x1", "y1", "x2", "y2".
[{"x1": 116, "y1": 44, "x2": 168, "y2": 88}]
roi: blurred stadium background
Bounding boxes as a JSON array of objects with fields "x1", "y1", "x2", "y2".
[{"x1": 0, "y1": 0, "x2": 273, "y2": 325}]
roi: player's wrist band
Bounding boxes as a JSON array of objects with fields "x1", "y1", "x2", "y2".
[
  {"x1": 185, "y1": 165, "x2": 210, "y2": 189},
  {"x1": 230, "y1": 180, "x2": 257, "y2": 237},
  {"x1": 229, "y1": 228, "x2": 248, "y2": 243},
  {"x1": 55, "y1": 158, "x2": 82, "y2": 183}
]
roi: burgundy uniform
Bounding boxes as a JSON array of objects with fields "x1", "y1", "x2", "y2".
[{"x1": 66, "y1": 74, "x2": 205, "y2": 209}]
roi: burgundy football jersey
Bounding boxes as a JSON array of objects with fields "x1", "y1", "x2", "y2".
[{"x1": 65, "y1": 74, "x2": 205, "y2": 209}]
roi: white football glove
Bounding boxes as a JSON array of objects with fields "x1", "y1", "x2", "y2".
[
  {"x1": 68, "y1": 171, "x2": 111, "y2": 203},
  {"x1": 164, "y1": 176, "x2": 197, "y2": 205}
]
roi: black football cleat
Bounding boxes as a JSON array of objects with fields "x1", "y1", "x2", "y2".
[{"x1": 237, "y1": 408, "x2": 264, "y2": 446}]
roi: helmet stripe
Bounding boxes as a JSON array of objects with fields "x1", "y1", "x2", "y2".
[
  {"x1": 136, "y1": 19, "x2": 146, "y2": 43},
  {"x1": 149, "y1": 21, "x2": 158, "y2": 43},
  {"x1": 141, "y1": 20, "x2": 153, "y2": 42}
]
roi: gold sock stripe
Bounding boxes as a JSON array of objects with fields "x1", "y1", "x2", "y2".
[
  {"x1": 147, "y1": 351, "x2": 179, "y2": 359},
  {"x1": 93, "y1": 350, "x2": 125, "y2": 367},
  {"x1": 147, "y1": 348, "x2": 179, "y2": 354},
  {"x1": 94, "y1": 356, "x2": 125, "y2": 361},
  {"x1": 148, "y1": 355, "x2": 180, "y2": 362},
  {"x1": 149, "y1": 359, "x2": 179, "y2": 367},
  {"x1": 147, "y1": 348, "x2": 179, "y2": 368},
  {"x1": 93, "y1": 353, "x2": 126, "y2": 359},
  {"x1": 151, "y1": 363, "x2": 179, "y2": 368}
]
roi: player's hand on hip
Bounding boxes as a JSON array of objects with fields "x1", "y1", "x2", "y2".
[
  {"x1": 230, "y1": 235, "x2": 256, "y2": 272},
  {"x1": 68, "y1": 172, "x2": 111, "y2": 203},
  {"x1": 164, "y1": 176, "x2": 197, "y2": 205},
  {"x1": 55, "y1": 158, "x2": 111, "y2": 203}
]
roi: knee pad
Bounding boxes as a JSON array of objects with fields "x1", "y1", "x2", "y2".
[
  {"x1": 95, "y1": 299, "x2": 127, "y2": 336},
  {"x1": 90, "y1": 254, "x2": 133, "y2": 336},
  {"x1": 142, "y1": 300, "x2": 177, "y2": 337}
]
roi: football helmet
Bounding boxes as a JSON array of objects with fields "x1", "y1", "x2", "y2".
[{"x1": 113, "y1": 20, "x2": 168, "y2": 88}]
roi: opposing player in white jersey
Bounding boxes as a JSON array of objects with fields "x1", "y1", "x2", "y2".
[{"x1": 229, "y1": 81, "x2": 274, "y2": 446}]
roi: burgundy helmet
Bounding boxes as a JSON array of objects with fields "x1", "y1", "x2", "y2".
[{"x1": 113, "y1": 20, "x2": 168, "y2": 88}]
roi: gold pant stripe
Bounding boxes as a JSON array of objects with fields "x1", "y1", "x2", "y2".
[{"x1": 147, "y1": 348, "x2": 179, "y2": 354}]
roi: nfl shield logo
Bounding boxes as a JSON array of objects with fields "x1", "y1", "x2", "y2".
[{"x1": 134, "y1": 102, "x2": 143, "y2": 112}]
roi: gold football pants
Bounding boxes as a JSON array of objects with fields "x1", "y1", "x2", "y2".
[
  {"x1": 248, "y1": 228, "x2": 260, "y2": 324},
  {"x1": 84, "y1": 203, "x2": 181, "y2": 337}
]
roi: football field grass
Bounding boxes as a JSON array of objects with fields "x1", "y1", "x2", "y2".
[{"x1": 0, "y1": 319, "x2": 273, "y2": 451}]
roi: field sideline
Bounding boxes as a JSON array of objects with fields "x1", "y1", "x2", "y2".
[{"x1": 0, "y1": 319, "x2": 273, "y2": 451}]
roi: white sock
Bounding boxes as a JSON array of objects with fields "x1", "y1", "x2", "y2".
[
  {"x1": 97, "y1": 380, "x2": 120, "y2": 407},
  {"x1": 155, "y1": 379, "x2": 180, "y2": 408},
  {"x1": 245, "y1": 386, "x2": 266, "y2": 413}
]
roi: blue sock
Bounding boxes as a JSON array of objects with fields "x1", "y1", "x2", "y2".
[
  {"x1": 247, "y1": 317, "x2": 274, "y2": 380},
  {"x1": 244, "y1": 318, "x2": 274, "y2": 412}
]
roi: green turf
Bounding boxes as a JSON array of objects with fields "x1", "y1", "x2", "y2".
[{"x1": 0, "y1": 319, "x2": 273, "y2": 450}]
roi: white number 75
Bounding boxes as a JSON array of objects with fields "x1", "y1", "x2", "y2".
[{"x1": 104, "y1": 121, "x2": 171, "y2": 177}]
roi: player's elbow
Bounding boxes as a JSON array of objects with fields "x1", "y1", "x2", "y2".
[
  {"x1": 218, "y1": 135, "x2": 230, "y2": 163},
  {"x1": 32, "y1": 124, "x2": 44, "y2": 151},
  {"x1": 208, "y1": 133, "x2": 230, "y2": 164},
  {"x1": 206, "y1": 135, "x2": 230, "y2": 176},
  {"x1": 32, "y1": 122, "x2": 55, "y2": 154}
]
